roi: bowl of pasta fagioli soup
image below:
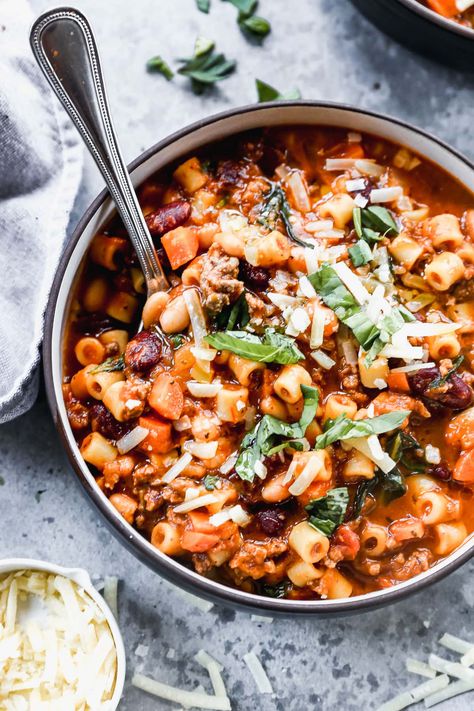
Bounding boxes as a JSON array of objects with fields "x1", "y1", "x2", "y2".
[{"x1": 44, "y1": 103, "x2": 474, "y2": 615}]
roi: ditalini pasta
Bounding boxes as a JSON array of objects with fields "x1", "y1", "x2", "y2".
[{"x1": 63, "y1": 126, "x2": 474, "y2": 600}]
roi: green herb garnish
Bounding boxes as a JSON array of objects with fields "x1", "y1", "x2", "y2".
[
  {"x1": 169, "y1": 334, "x2": 186, "y2": 349},
  {"x1": 427, "y1": 355, "x2": 464, "y2": 391},
  {"x1": 203, "y1": 475, "x2": 221, "y2": 490},
  {"x1": 196, "y1": 0, "x2": 211, "y2": 12},
  {"x1": 90, "y1": 355, "x2": 125, "y2": 374},
  {"x1": 260, "y1": 581, "x2": 288, "y2": 598},
  {"x1": 256, "y1": 79, "x2": 301, "y2": 103},
  {"x1": 353, "y1": 205, "x2": 399, "y2": 245},
  {"x1": 146, "y1": 55, "x2": 174, "y2": 80},
  {"x1": 348, "y1": 240, "x2": 372, "y2": 267},
  {"x1": 315, "y1": 411, "x2": 410, "y2": 450},
  {"x1": 240, "y1": 14, "x2": 271, "y2": 37},
  {"x1": 306, "y1": 488, "x2": 349, "y2": 536},
  {"x1": 235, "y1": 385, "x2": 319, "y2": 482},
  {"x1": 177, "y1": 38, "x2": 236, "y2": 94},
  {"x1": 215, "y1": 292, "x2": 250, "y2": 330},
  {"x1": 205, "y1": 329, "x2": 304, "y2": 365},
  {"x1": 258, "y1": 182, "x2": 313, "y2": 249}
]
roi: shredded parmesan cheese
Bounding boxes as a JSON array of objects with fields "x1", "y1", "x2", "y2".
[
  {"x1": 333, "y1": 261, "x2": 370, "y2": 304},
  {"x1": 183, "y1": 289, "x2": 208, "y2": 347},
  {"x1": 103, "y1": 576, "x2": 119, "y2": 619},
  {"x1": 311, "y1": 349, "x2": 336, "y2": 369},
  {"x1": 243, "y1": 651, "x2": 273, "y2": 694},
  {"x1": 162, "y1": 452, "x2": 193, "y2": 483},
  {"x1": 174, "y1": 493, "x2": 219, "y2": 513},
  {"x1": 187, "y1": 382, "x2": 223, "y2": 398},
  {"x1": 405, "y1": 658, "x2": 437, "y2": 679},
  {"x1": 289, "y1": 455, "x2": 323, "y2": 495},
  {"x1": 370, "y1": 186, "x2": 403, "y2": 203},
  {"x1": 132, "y1": 673, "x2": 231, "y2": 710}
]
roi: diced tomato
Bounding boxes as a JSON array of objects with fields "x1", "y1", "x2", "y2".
[
  {"x1": 332, "y1": 524, "x2": 360, "y2": 560},
  {"x1": 426, "y1": 0, "x2": 457, "y2": 18},
  {"x1": 453, "y1": 449, "x2": 474, "y2": 484},
  {"x1": 170, "y1": 343, "x2": 196, "y2": 378},
  {"x1": 148, "y1": 372, "x2": 184, "y2": 420},
  {"x1": 161, "y1": 226, "x2": 199, "y2": 269},
  {"x1": 387, "y1": 371, "x2": 410, "y2": 393},
  {"x1": 188, "y1": 511, "x2": 216, "y2": 534},
  {"x1": 181, "y1": 530, "x2": 220, "y2": 553},
  {"x1": 138, "y1": 415, "x2": 173, "y2": 454}
]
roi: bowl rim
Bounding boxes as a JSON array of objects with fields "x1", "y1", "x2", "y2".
[
  {"x1": 0, "y1": 557, "x2": 126, "y2": 708},
  {"x1": 44, "y1": 99, "x2": 474, "y2": 615},
  {"x1": 395, "y1": 0, "x2": 474, "y2": 39}
]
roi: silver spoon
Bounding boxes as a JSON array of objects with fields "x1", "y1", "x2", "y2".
[{"x1": 30, "y1": 7, "x2": 169, "y2": 297}]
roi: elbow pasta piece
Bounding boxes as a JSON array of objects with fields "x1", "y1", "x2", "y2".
[
  {"x1": 318, "y1": 193, "x2": 355, "y2": 229},
  {"x1": 80, "y1": 432, "x2": 118, "y2": 470},
  {"x1": 151, "y1": 521, "x2": 183, "y2": 555},
  {"x1": 261, "y1": 473, "x2": 291, "y2": 503},
  {"x1": 109, "y1": 492, "x2": 138, "y2": 524},
  {"x1": 228, "y1": 353, "x2": 265, "y2": 386},
  {"x1": 70, "y1": 364, "x2": 97, "y2": 400},
  {"x1": 85, "y1": 369, "x2": 125, "y2": 401},
  {"x1": 447, "y1": 302, "x2": 474, "y2": 334},
  {"x1": 288, "y1": 246, "x2": 306, "y2": 273},
  {"x1": 99, "y1": 329, "x2": 129, "y2": 354},
  {"x1": 323, "y1": 393, "x2": 357, "y2": 422},
  {"x1": 274, "y1": 364, "x2": 312, "y2": 404},
  {"x1": 216, "y1": 386, "x2": 249, "y2": 423},
  {"x1": 82, "y1": 277, "x2": 109, "y2": 313},
  {"x1": 320, "y1": 569, "x2": 353, "y2": 599},
  {"x1": 244, "y1": 230, "x2": 291, "y2": 267},
  {"x1": 288, "y1": 521, "x2": 330, "y2": 564},
  {"x1": 90, "y1": 235, "x2": 128, "y2": 271},
  {"x1": 106, "y1": 291, "x2": 139, "y2": 323},
  {"x1": 457, "y1": 242, "x2": 474, "y2": 264},
  {"x1": 287, "y1": 559, "x2": 323, "y2": 587},
  {"x1": 260, "y1": 395, "x2": 288, "y2": 421},
  {"x1": 360, "y1": 523, "x2": 388, "y2": 557},
  {"x1": 423, "y1": 214, "x2": 464, "y2": 250},
  {"x1": 74, "y1": 337, "x2": 106, "y2": 367},
  {"x1": 173, "y1": 156, "x2": 208, "y2": 193},
  {"x1": 358, "y1": 353, "x2": 389, "y2": 389},
  {"x1": 197, "y1": 222, "x2": 219, "y2": 249},
  {"x1": 388, "y1": 233, "x2": 424, "y2": 270},
  {"x1": 159, "y1": 294, "x2": 191, "y2": 333},
  {"x1": 427, "y1": 333, "x2": 461, "y2": 360},
  {"x1": 446, "y1": 406, "x2": 474, "y2": 450},
  {"x1": 413, "y1": 490, "x2": 460, "y2": 525},
  {"x1": 406, "y1": 474, "x2": 439, "y2": 499},
  {"x1": 191, "y1": 189, "x2": 218, "y2": 224},
  {"x1": 424, "y1": 252, "x2": 465, "y2": 291},
  {"x1": 213, "y1": 230, "x2": 245, "y2": 258},
  {"x1": 343, "y1": 449, "x2": 375, "y2": 481},
  {"x1": 181, "y1": 256, "x2": 204, "y2": 286},
  {"x1": 103, "y1": 380, "x2": 144, "y2": 422},
  {"x1": 130, "y1": 267, "x2": 146, "y2": 294},
  {"x1": 401, "y1": 205, "x2": 430, "y2": 222},
  {"x1": 432, "y1": 521, "x2": 467, "y2": 556}
]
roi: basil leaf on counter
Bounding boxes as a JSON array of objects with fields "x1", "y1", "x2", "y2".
[
  {"x1": 315, "y1": 410, "x2": 411, "y2": 450},
  {"x1": 90, "y1": 355, "x2": 125, "y2": 374},
  {"x1": 196, "y1": 0, "x2": 211, "y2": 12},
  {"x1": 306, "y1": 487, "x2": 349, "y2": 536},
  {"x1": 235, "y1": 385, "x2": 319, "y2": 481},
  {"x1": 178, "y1": 38, "x2": 236, "y2": 94},
  {"x1": 146, "y1": 55, "x2": 174, "y2": 80},
  {"x1": 258, "y1": 182, "x2": 313, "y2": 249},
  {"x1": 224, "y1": 0, "x2": 257, "y2": 14},
  {"x1": 256, "y1": 79, "x2": 301, "y2": 103},
  {"x1": 203, "y1": 475, "x2": 221, "y2": 490},
  {"x1": 240, "y1": 14, "x2": 271, "y2": 37},
  {"x1": 205, "y1": 329, "x2": 304, "y2": 364},
  {"x1": 348, "y1": 240, "x2": 372, "y2": 267}
]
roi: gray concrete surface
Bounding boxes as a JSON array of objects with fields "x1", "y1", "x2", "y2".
[{"x1": 1, "y1": 0, "x2": 474, "y2": 708}]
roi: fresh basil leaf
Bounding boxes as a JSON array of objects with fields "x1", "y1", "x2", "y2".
[
  {"x1": 258, "y1": 182, "x2": 313, "y2": 249},
  {"x1": 266, "y1": 439, "x2": 306, "y2": 455},
  {"x1": 205, "y1": 329, "x2": 304, "y2": 364},
  {"x1": 196, "y1": 0, "x2": 210, "y2": 12},
  {"x1": 348, "y1": 240, "x2": 372, "y2": 267},
  {"x1": 386, "y1": 430, "x2": 426, "y2": 474},
  {"x1": 353, "y1": 207, "x2": 363, "y2": 239},
  {"x1": 224, "y1": 0, "x2": 258, "y2": 17},
  {"x1": 427, "y1": 355, "x2": 464, "y2": 391},
  {"x1": 352, "y1": 477, "x2": 379, "y2": 518},
  {"x1": 362, "y1": 206, "x2": 398, "y2": 236},
  {"x1": 146, "y1": 56, "x2": 174, "y2": 80},
  {"x1": 215, "y1": 292, "x2": 250, "y2": 330},
  {"x1": 306, "y1": 487, "x2": 349, "y2": 536},
  {"x1": 169, "y1": 334, "x2": 186, "y2": 349},
  {"x1": 315, "y1": 411, "x2": 410, "y2": 450},
  {"x1": 203, "y1": 475, "x2": 221, "y2": 490},
  {"x1": 240, "y1": 14, "x2": 271, "y2": 36},
  {"x1": 90, "y1": 355, "x2": 125, "y2": 374},
  {"x1": 255, "y1": 79, "x2": 301, "y2": 103},
  {"x1": 379, "y1": 465, "x2": 407, "y2": 504},
  {"x1": 235, "y1": 385, "x2": 318, "y2": 481},
  {"x1": 260, "y1": 581, "x2": 288, "y2": 598},
  {"x1": 178, "y1": 40, "x2": 236, "y2": 93}
]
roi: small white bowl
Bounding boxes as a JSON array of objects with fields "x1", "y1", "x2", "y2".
[{"x1": 0, "y1": 558, "x2": 126, "y2": 709}]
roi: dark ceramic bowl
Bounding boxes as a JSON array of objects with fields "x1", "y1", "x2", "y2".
[
  {"x1": 350, "y1": 0, "x2": 474, "y2": 69},
  {"x1": 44, "y1": 101, "x2": 474, "y2": 616}
]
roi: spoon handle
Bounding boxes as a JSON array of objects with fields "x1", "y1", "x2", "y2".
[{"x1": 30, "y1": 7, "x2": 168, "y2": 294}]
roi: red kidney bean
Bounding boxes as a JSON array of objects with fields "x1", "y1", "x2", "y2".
[
  {"x1": 75, "y1": 314, "x2": 115, "y2": 336},
  {"x1": 239, "y1": 260, "x2": 270, "y2": 290},
  {"x1": 90, "y1": 403, "x2": 128, "y2": 440},
  {"x1": 408, "y1": 367, "x2": 441, "y2": 396},
  {"x1": 430, "y1": 463, "x2": 451, "y2": 481},
  {"x1": 431, "y1": 375, "x2": 473, "y2": 410},
  {"x1": 125, "y1": 330, "x2": 162, "y2": 372},
  {"x1": 216, "y1": 160, "x2": 244, "y2": 188},
  {"x1": 256, "y1": 508, "x2": 286, "y2": 536},
  {"x1": 145, "y1": 200, "x2": 191, "y2": 237}
]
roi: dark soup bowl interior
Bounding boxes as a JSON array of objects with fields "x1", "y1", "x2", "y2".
[
  {"x1": 350, "y1": 0, "x2": 474, "y2": 70},
  {"x1": 44, "y1": 102, "x2": 474, "y2": 616}
]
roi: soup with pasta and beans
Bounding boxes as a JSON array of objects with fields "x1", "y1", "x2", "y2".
[{"x1": 422, "y1": 0, "x2": 474, "y2": 27}]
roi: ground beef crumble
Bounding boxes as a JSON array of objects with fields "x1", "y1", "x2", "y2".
[{"x1": 199, "y1": 243, "x2": 243, "y2": 316}]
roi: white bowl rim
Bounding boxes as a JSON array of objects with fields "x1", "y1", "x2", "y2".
[
  {"x1": 43, "y1": 100, "x2": 474, "y2": 616},
  {"x1": 0, "y1": 557, "x2": 126, "y2": 708}
]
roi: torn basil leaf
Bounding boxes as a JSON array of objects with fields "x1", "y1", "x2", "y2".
[
  {"x1": 306, "y1": 487, "x2": 349, "y2": 536},
  {"x1": 348, "y1": 240, "x2": 372, "y2": 267},
  {"x1": 315, "y1": 410, "x2": 410, "y2": 450},
  {"x1": 169, "y1": 334, "x2": 186, "y2": 349},
  {"x1": 256, "y1": 79, "x2": 301, "y2": 103},
  {"x1": 90, "y1": 355, "x2": 125, "y2": 373},
  {"x1": 216, "y1": 292, "x2": 250, "y2": 330},
  {"x1": 240, "y1": 14, "x2": 271, "y2": 37},
  {"x1": 258, "y1": 182, "x2": 313, "y2": 248},
  {"x1": 260, "y1": 581, "x2": 288, "y2": 598},
  {"x1": 177, "y1": 39, "x2": 236, "y2": 94},
  {"x1": 205, "y1": 329, "x2": 304, "y2": 364},
  {"x1": 203, "y1": 475, "x2": 221, "y2": 490},
  {"x1": 196, "y1": 0, "x2": 211, "y2": 12}
]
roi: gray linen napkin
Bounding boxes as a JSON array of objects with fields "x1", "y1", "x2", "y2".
[{"x1": 0, "y1": 0, "x2": 83, "y2": 423}]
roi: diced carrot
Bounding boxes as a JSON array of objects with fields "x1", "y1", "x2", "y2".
[
  {"x1": 170, "y1": 342, "x2": 196, "y2": 378},
  {"x1": 328, "y1": 142, "x2": 365, "y2": 160},
  {"x1": 181, "y1": 530, "x2": 220, "y2": 553},
  {"x1": 426, "y1": 0, "x2": 457, "y2": 18},
  {"x1": 148, "y1": 372, "x2": 184, "y2": 420},
  {"x1": 453, "y1": 449, "x2": 474, "y2": 484},
  {"x1": 387, "y1": 371, "x2": 410, "y2": 393},
  {"x1": 138, "y1": 415, "x2": 173, "y2": 454},
  {"x1": 188, "y1": 511, "x2": 216, "y2": 534},
  {"x1": 161, "y1": 226, "x2": 199, "y2": 270}
]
